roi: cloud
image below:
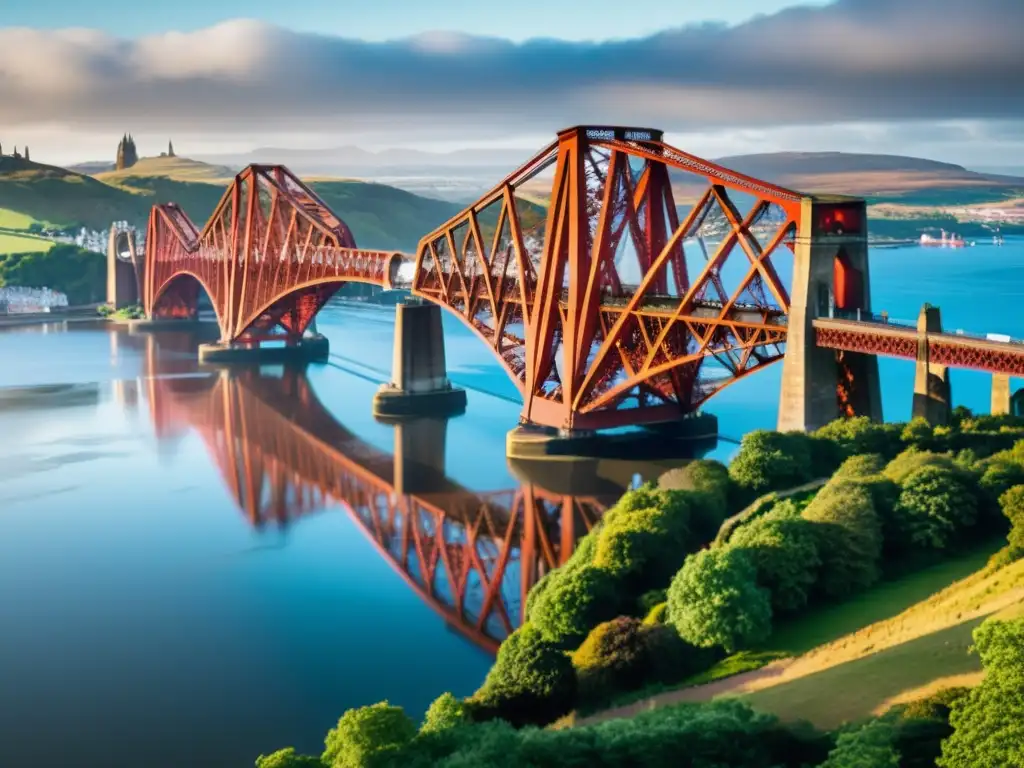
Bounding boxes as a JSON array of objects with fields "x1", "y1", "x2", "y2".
[{"x1": 0, "y1": 0, "x2": 1021, "y2": 141}]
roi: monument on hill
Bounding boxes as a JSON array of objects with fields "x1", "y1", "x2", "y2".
[{"x1": 116, "y1": 134, "x2": 138, "y2": 170}]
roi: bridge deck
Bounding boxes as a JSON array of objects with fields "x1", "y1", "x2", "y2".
[{"x1": 813, "y1": 318, "x2": 1024, "y2": 376}]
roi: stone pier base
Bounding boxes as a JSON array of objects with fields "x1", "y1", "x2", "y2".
[
  {"x1": 198, "y1": 334, "x2": 330, "y2": 364},
  {"x1": 372, "y1": 302, "x2": 466, "y2": 420},
  {"x1": 506, "y1": 412, "x2": 719, "y2": 461},
  {"x1": 126, "y1": 318, "x2": 219, "y2": 334}
]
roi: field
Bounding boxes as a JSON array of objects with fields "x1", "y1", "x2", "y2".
[
  {"x1": 0, "y1": 209, "x2": 43, "y2": 230},
  {"x1": 0, "y1": 233, "x2": 53, "y2": 254},
  {"x1": 578, "y1": 540, "x2": 1022, "y2": 730}
]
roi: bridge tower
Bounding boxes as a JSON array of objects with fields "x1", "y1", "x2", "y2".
[
  {"x1": 107, "y1": 225, "x2": 144, "y2": 309},
  {"x1": 777, "y1": 198, "x2": 882, "y2": 432}
]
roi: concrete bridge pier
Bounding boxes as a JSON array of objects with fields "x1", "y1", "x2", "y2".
[
  {"x1": 993, "y1": 374, "x2": 1012, "y2": 415},
  {"x1": 106, "y1": 227, "x2": 143, "y2": 310},
  {"x1": 393, "y1": 418, "x2": 450, "y2": 495},
  {"x1": 777, "y1": 199, "x2": 882, "y2": 432},
  {"x1": 372, "y1": 301, "x2": 467, "y2": 419},
  {"x1": 912, "y1": 304, "x2": 952, "y2": 425}
]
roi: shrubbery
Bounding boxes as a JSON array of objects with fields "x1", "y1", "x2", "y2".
[
  {"x1": 939, "y1": 617, "x2": 1024, "y2": 767},
  {"x1": 667, "y1": 547, "x2": 772, "y2": 652},
  {"x1": 571, "y1": 616, "x2": 715, "y2": 707},
  {"x1": 466, "y1": 623, "x2": 577, "y2": 728}
]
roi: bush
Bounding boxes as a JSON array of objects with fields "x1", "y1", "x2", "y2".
[
  {"x1": 939, "y1": 618, "x2": 1024, "y2": 767},
  {"x1": 525, "y1": 531, "x2": 599, "y2": 621},
  {"x1": 322, "y1": 702, "x2": 417, "y2": 768},
  {"x1": 901, "y1": 417, "x2": 937, "y2": 450},
  {"x1": 802, "y1": 479, "x2": 883, "y2": 599},
  {"x1": 728, "y1": 430, "x2": 817, "y2": 494},
  {"x1": 638, "y1": 622, "x2": 719, "y2": 688},
  {"x1": 469, "y1": 624, "x2": 577, "y2": 728},
  {"x1": 1000, "y1": 484, "x2": 1024, "y2": 534},
  {"x1": 255, "y1": 749, "x2": 325, "y2": 768},
  {"x1": 728, "y1": 511, "x2": 821, "y2": 614},
  {"x1": 593, "y1": 505, "x2": 691, "y2": 593},
  {"x1": 658, "y1": 460, "x2": 733, "y2": 540},
  {"x1": 666, "y1": 548, "x2": 772, "y2": 653},
  {"x1": 529, "y1": 565, "x2": 622, "y2": 648},
  {"x1": 814, "y1": 416, "x2": 902, "y2": 459},
  {"x1": 882, "y1": 448, "x2": 958, "y2": 485},
  {"x1": 819, "y1": 718, "x2": 899, "y2": 767},
  {"x1": 894, "y1": 465, "x2": 979, "y2": 550},
  {"x1": 572, "y1": 617, "x2": 649, "y2": 703},
  {"x1": 421, "y1": 693, "x2": 468, "y2": 734},
  {"x1": 833, "y1": 453, "x2": 887, "y2": 479}
]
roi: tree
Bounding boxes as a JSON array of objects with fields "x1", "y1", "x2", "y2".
[
  {"x1": 895, "y1": 465, "x2": 978, "y2": 550},
  {"x1": 802, "y1": 480, "x2": 883, "y2": 599},
  {"x1": 420, "y1": 693, "x2": 467, "y2": 734},
  {"x1": 572, "y1": 617, "x2": 650, "y2": 704},
  {"x1": 593, "y1": 504, "x2": 691, "y2": 593},
  {"x1": 657, "y1": 459, "x2": 734, "y2": 540},
  {"x1": 255, "y1": 749, "x2": 326, "y2": 767},
  {"x1": 469, "y1": 624, "x2": 577, "y2": 728},
  {"x1": 322, "y1": 702, "x2": 417, "y2": 768},
  {"x1": 1000, "y1": 484, "x2": 1024, "y2": 537},
  {"x1": 728, "y1": 430, "x2": 815, "y2": 495},
  {"x1": 528, "y1": 565, "x2": 622, "y2": 648},
  {"x1": 901, "y1": 417, "x2": 936, "y2": 450},
  {"x1": 883, "y1": 448, "x2": 958, "y2": 485},
  {"x1": 819, "y1": 718, "x2": 900, "y2": 767},
  {"x1": 666, "y1": 548, "x2": 772, "y2": 653},
  {"x1": 729, "y1": 512, "x2": 821, "y2": 613},
  {"x1": 815, "y1": 415, "x2": 902, "y2": 458},
  {"x1": 939, "y1": 618, "x2": 1024, "y2": 767}
]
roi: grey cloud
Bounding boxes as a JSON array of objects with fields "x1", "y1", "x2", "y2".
[{"x1": 0, "y1": 0, "x2": 1021, "y2": 138}]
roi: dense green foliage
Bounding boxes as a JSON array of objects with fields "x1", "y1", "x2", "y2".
[
  {"x1": 0, "y1": 244, "x2": 105, "y2": 303},
  {"x1": 322, "y1": 702, "x2": 417, "y2": 768},
  {"x1": 802, "y1": 478, "x2": 883, "y2": 599},
  {"x1": 571, "y1": 617, "x2": 714, "y2": 707},
  {"x1": 466, "y1": 624, "x2": 577, "y2": 728},
  {"x1": 939, "y1": 617, "x2": 1024, "y2": 767},
  {"x1": 420, "y1": 693, "x2": 468, "y2": 734},
  {"x1": 283, "y1": 699, "x2": 833, "y2": 768},
  {"x1": 728, "y1": 501, "x2": 821, "y2": 613},
  {"x1": 255, "y1": 748, "x2": 325, "y2": 767},
  {"x1": 667, "y1": 547, "x2": 772, "y2": 652}
]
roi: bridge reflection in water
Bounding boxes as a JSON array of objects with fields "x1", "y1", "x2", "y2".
[{"x1": 124, "y1": 330, "x2": 705, "y2": 654}]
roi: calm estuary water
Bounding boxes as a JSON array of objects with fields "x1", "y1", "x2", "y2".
[{"x1": 0, "y1": 238, "x2": 1020, "y2": 767}]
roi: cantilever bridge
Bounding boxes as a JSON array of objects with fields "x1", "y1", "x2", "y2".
[
  {"x1": 135, "y1": 332, "x2": 611, "y2": 653},
  {"x1": 124, "y1": 125, "x2": 1024, "y2": 434}
]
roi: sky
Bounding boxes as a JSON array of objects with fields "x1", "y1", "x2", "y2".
[{"x1": 1, "y1": 0, "x2": 1022, "y2": 167}]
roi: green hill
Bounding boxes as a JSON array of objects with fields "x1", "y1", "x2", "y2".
[{"x1": 0, "y1": 155, "x2": 465, "y2": 253}]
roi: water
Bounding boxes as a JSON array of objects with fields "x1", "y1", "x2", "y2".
[{"x1": 0, "y1": 237, "x2": 1021, "y2": 768}]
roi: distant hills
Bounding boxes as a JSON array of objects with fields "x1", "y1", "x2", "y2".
[
  {"x1": 0, "y1": 154, "x2": 463, "y2": 253},
  {"x1": 711, "y1": 152, "x2": 1024, "y2": 202}
]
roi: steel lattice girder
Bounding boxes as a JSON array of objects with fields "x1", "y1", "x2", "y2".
[
  {"x1": 144, "y1": 165, "x2": 403, "y2": 342},
  {"x1": 144, "y1": 357, "x2": 606, "y2": 653},
  {"x1": 411, "y1": 127, "x2": 801, "y2": 430},
  {"x1": 815, "y1": 324, "x2": 1024, "y2": 376}
]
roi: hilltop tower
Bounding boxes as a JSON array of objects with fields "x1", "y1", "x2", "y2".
[
  {"x1": 116, "y1": 134, "x2": 138, "y2": 171},
  {"x1": 23, "y1": 147, "x2": 30, "y2": 162},
  {"x1": 167, "y1": 140, "x2": 175, "y2": 158}
]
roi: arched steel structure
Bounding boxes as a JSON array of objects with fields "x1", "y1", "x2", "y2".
[
  {"x1": 144, "y1": 165, "x2": 403, "y2": 343},
  {"x1": 411, "y1": 126, "x2": 799, "y2": 431},
  {"x1": 142, "y1": 127, "x2": 812, "y2": 430},
  {"x1": 140, "y1": 350, "x2": 607, "y2": 652}
]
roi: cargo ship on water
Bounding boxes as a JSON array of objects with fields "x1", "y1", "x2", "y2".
[{"x1": 919, "y1": 229, "x2": 974, "y2": 248}]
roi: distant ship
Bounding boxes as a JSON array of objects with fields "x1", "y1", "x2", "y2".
[
  {"x1": 919, "y1": 229, "x2": 974, "y2": 248},
  {"x1": 993, "y1": 226, "x2": 1005, "y2": 246}
]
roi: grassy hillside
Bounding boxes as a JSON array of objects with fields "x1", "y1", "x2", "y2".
[
  {"x1": 94, "y1": 155, "x2": 237, "y2": 184},
  {"x1": 0, "y1": 155, "x2": 467, "y2": 253}
]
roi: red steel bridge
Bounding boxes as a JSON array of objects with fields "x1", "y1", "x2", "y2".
[
  {"x1": 135, "y1": 125, "x2": 1024, "y2": 433},
  {"x1": 134, "y1": 332, "x2": 611, "y2": 653}
]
